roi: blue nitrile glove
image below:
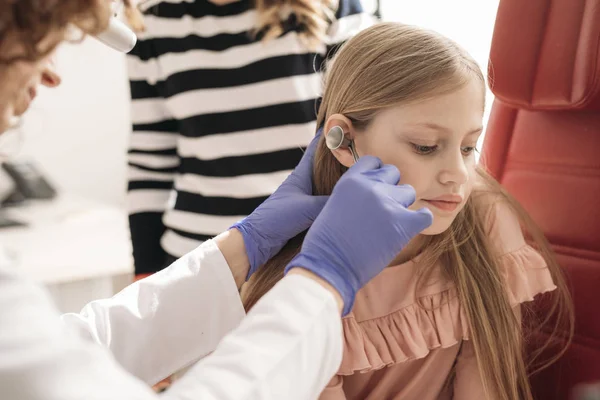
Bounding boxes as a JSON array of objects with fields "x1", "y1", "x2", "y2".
[
  {"x1": 232, "y1": 130, "x2": 328, "y2": 279},
  {"x1": 284, "y1": 156, "x2": 433, "y2": 316}
]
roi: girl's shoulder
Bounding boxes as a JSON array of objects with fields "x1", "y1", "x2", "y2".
[
  {"x1": 470, "y1": 180, "x2": 525, "y2": 255},
  {"x1": 471, "y1": 181, "x2": 557, "y2": 304}
]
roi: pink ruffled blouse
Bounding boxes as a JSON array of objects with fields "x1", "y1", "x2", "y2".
[{"x1": 319, "y1": 196, "x2": 557, "y2": 400}]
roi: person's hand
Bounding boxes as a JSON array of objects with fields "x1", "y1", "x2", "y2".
[
  {"x1": 284, "y1": 156, "x2": 433, "y2": 316},
  {"x1": 232, "y1": 130, "x2": 328, "y2": 279}
]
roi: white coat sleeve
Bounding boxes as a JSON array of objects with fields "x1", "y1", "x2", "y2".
[
  {"x1": 61, "y1": 239, "x2": 246, "y2": 386},
  {"x1": 163, "y1": 274, "x2": 344, "y2": 400},
  {"x1": 0, "y1": 266, "x2": 161, "y2": 400},
  {"x1": 1, "y1": 263, "x2": 342, "y2": 400}
]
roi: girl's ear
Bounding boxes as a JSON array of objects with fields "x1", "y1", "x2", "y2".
[{"x1": 324, "y1": 114, "x2": 357, "y2": 168}]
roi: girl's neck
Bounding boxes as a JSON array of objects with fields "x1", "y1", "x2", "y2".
[{"x1": 389, "y1": 235, "x2": 427, "y2": 266}]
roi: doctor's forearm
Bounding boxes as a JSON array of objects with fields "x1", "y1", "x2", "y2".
[
  {"x1": 162, "y1": 274, "x2": 344, "y2": 400},
  {"x1": 213, "y1": 230, "x2": 346, "y2": 312},
  {"x1": 61, "y1": 240, "x2": 245, "y2": 386},
  {"x1": 287, "y1": 268, "x2": 344, "y2": 313},
  {"x1": 214, "y1": 229, "x2": 250, "y2": 289}
]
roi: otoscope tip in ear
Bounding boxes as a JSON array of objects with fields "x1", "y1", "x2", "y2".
[
  {"x1": 326, "y1": 125, "x2": 359, "y2": 162},
  {"x1": 325, "y1": 126, "x2": 347, "y2": 150}
]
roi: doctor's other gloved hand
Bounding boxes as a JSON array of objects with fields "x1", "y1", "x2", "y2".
[
  {"x1": 284, "y1": 156, "x2": 433, "y2": 316},
  {"x1": 232, "y1": 129, "x2": 327, "y2": 279}
]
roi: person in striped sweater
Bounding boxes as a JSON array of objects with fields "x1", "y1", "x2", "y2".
[{"x1": 125, "y1": 0, "x2": 375, "y2": 279}]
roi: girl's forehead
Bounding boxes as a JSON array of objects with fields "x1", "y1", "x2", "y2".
[{"x1": 381, "y1": 86, "x2": 485, "y2": 124}]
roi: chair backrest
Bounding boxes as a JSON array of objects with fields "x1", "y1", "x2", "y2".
[{"x1": 481, "y1": 0, "x2": 600, "y2": 398}]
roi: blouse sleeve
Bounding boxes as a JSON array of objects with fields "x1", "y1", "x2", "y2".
[{"x1": 482, "y1": 195, "x2": 557, "y2": 305}]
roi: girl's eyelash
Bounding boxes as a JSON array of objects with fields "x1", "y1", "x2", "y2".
[
  {"x1": 411, "y1": 143, "x2": 437, "y2": 155},
  {"x1": 461, "y1": 146, "x2": 480, "y2": 155},
  {"x1": 411, "y1": 144, "x2": 480, "y2": 156}
]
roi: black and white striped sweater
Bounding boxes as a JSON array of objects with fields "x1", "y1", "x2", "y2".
[{"x1": 126, "y1": 0, "x2": 375, "y2": 275}]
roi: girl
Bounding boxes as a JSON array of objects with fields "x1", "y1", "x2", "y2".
[
  {"x1": 122, "y1": 0, "x2": 375, "y2": 279},
  {"x1": 242, "y1": 22, "x2": 574, "y2": 400}
]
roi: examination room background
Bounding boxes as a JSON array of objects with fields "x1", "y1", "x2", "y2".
[{"x1": 0, "y1": 0, "x2": 500, "y2": 312}]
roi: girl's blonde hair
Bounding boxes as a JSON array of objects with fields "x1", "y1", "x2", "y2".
[
  {"x1": 243, "y1": 22, "x2": 574, "y2": 400},
  {"x1": 125, "y1": 0, "x2": 338, "y2": 51}
]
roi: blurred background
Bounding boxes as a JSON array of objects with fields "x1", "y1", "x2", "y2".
[{"x1": 0, "y1": 0, "x2": 500, "y2": 312}]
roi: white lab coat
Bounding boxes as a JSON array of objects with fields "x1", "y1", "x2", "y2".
[{"x1": 0, "y1": 240, "x2": 343, "y2": 399}]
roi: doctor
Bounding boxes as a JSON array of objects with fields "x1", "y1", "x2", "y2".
[{"x1": 0, "y1": 1, "x2": 433, "y2": 399}]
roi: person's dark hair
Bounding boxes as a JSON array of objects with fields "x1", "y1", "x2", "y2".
[{"x1": 0, "y1": 0, "x2": 129, "y2": 64}]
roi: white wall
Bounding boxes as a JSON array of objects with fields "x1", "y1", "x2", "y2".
[
  {"x1": 14, "y1": 37, "x2": 131, "y2": 207},
  {"x1": 10, "y1": 1, "x2": 500, "y2": 207}
]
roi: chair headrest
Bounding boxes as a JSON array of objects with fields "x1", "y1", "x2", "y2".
[{"x1": 488, "y1": 0, "x2": 600, "y2": 111}]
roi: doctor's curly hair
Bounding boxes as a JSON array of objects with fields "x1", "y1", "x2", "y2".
[{"x1": 0, "y1": 0, "x2": 138, "y2": 64}]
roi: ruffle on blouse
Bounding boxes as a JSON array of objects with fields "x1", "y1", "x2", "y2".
[{"x1": 338, "y1": 244, "x2": 557, "y2": 375}]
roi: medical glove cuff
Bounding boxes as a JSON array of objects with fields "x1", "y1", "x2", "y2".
[
  {"x1": 231, "y1": 221, "x2": 276, "y2": 279},
  {"x1": 284, "y1": 253, "x2": 358, "y2": 316}
]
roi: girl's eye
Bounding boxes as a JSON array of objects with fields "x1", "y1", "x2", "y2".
[
  {"x1": 461, "y1": 146, "x2": 478, "y2": 156},
  {"x1": 412, "y1": 144, "x2": 437, "y2": 155}
]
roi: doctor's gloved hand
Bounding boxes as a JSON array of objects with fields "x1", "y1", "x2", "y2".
[
  {"x1": 284, "y1": 156, "x2": 433, "y2": 316},
  {"x1": 232, "y1": 129, "x2": 327, "y2": 279}
]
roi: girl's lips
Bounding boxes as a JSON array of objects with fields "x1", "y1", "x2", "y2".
[{"x1": 423, "y1": 199, "x2": 460, "y2": 212}]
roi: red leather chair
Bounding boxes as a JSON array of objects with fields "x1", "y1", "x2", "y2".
[{"x1": 481, "y1": 0, "x2": 600, "y2": 398}]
